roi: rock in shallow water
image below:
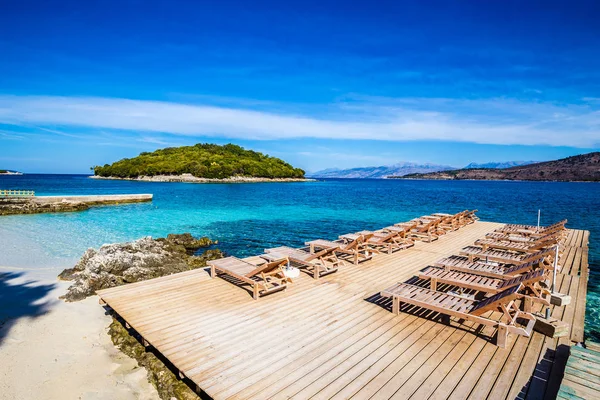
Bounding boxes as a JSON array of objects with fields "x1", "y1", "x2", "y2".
[{"x1": 58, "y1": 234, "x2": 222, "y2": 302}]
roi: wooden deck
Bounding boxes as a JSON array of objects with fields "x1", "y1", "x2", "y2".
[
  {"x1": 557, "y1": 343, "x2": 600, "y2": 399},
  {"x1": 97, "y1": 221, "x2": 590, "y2": 400}
]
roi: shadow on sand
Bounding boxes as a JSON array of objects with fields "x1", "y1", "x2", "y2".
[{"x1": 0, "y1": 271, "x2": 56, "y2": 346}]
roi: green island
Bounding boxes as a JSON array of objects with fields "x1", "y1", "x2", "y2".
[{"x1": 93, "y1": 143, "x2": 305, "y2": 179}]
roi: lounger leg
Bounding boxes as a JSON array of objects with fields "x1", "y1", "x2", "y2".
[
  {"x1": 253, "y1": 285, "x2": 259, "y2": 300},
  {"x1": 523, "y1": 297, "x2": 532, "y2": 313},
  {"x1": 392, "y1": 297, "x2": 400, "y2": 315},
  {"x1": 354, "y1": 254, "x2": 358, "y2": 265},
  {"x1": 431, "y1": 278, "x2": 437, "y2": 291},
  {"x1": 314, "y1": 266, "x2": 319, "y2": 280},
  {"x1": 496, "y1": 325, "x2": 508, "y2": 348},
  {"x1": 210, "y1": 265, "x2": 216, "y2": 278}
]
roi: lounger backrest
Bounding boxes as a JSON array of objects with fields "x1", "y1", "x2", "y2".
[
  {"x1": 371, "y1": 230, "x2": 397, "y2": 243},
  {"x1": 415, "y1": 218, "x2": 436, "y2": 232},
  {"x1": 497, "y1": 269, "x2": 545, "y2": 290},
  {"x1": 527, "y1": 247, "x2": 555, "y2": 262},
  {"x1": 341, "y1": 235, "x2": 364, "y2": 251},
  {"x1": 541, "y1": 219, "x2": 567, "y2": 232},
  {"x1": 305, "y1": 246, "x2": 339, "y2": 262},
  {"x1": 246, "y1": 259, "x2": 287, "y2": 277},
  {"x1": 470, "y1": 284, "x2": 522, "y2": 316},
  {"x1": 504, "y1": 259, "x2": 539, "y2": 275}
]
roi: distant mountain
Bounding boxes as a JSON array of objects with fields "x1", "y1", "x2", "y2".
[
  {"x1": 463, "y1": 161, "x2": 536, "y2": 169},
  {"x1": 393, "y1": 152, "x2": 600, "y2": 182},
  {"x1": 308, "y1": 162, "x2": 455, "y2": 179}
]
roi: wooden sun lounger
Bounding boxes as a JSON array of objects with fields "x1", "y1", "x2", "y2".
[
  {"x1": 464, "y1": 209, "x2": 479, "y2": 224},
  {"x1": 264, "y1": 246, "x2": 341, "y2": 279},
  {"x1": 406, "y1": 218, "x2": 443, "y2": 242},
  {"x1": 459, "y1": 246, "x2": 555, "y2": 265},
  {"x1": 431, "y1": 210, "x2": 471, "y2": 230},
  {"x1": 380, "y1": 282, "x2": 536, "y2": 347},
  {"x1": 496, "y1": 219, "x2": 567, "y2": 235},
  {"x1": 383, "y1": 222, "x2": 417, "y2": 237},
  {"x1": 474, "y1": 232, "x2": 559, "y2": 253},
  {"x1": 306, "y1": 234, "x2": 376, "y2": 265},
  {"x1": 485, "y1": 230, "x2": 562, "y2": 244},
  {"x1": 420, "y1": 214, "x2": 459, "y2": 234},
  {"x1": 355, "y1": 230, "x2": 415, "y2": 254},
  {"x1": 418, "y1": 268, "x2": 550, "y2": 310},
  {"x1": 207, "y1": 256, "x2": 290, "y2": 300},
  {"x1": 434, "y1": 255, "x2": 549, "y2": 279}
]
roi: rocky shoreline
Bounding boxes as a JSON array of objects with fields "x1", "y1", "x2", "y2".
[
  {"x1": 91, "y1": 173, "x2": 314, "y2": 183},
  {"x1": 0, "y1": 198, "x2": 89, "y2": 216},
  {"x1": 57, "y1": 233, "x2": 223, "y2": 399},
  {"x1": 58, "y1": 233, "x2": 222, "y2": 302}
]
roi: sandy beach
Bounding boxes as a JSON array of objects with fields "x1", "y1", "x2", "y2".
[{"x1": 0, "y1": 229, "x2": 159, "y2": 400}]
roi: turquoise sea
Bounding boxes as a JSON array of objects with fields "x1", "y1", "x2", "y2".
[{"x1": 1, "y1": 174, "x2": 599, "y2": 340}]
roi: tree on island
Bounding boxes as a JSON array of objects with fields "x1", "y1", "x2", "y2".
[{"x1": 93, "y1": 143, "x2": 305, "y2": 179}]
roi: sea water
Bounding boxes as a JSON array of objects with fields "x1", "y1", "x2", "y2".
[{"x1": 1, "y1": 175, "x2": 599, "y2": 339}]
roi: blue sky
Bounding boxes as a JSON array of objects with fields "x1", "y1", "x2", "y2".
[{"x1": 1, "y1": 0, "x2": 599, "y2": 173}]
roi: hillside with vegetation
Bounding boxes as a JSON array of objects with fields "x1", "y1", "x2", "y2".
[
  {"x1": 393, "y1": 152, "x2": 600, "y2": 182},
  {"x1": 93, "y1": 143, "x2": 305, "y2": 179}
]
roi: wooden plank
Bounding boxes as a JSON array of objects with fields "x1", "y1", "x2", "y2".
[{"x1": 571, "y1": 239, "x2": 589, "y2": 343}]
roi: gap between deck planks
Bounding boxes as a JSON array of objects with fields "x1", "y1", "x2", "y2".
[{"x1": 97, "y1": 222, "x2": 591, "y2": 400}]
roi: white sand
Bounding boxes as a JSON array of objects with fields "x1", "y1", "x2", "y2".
[{"x1": 0, "y1": 229, "x2": 159, "y2": 400}]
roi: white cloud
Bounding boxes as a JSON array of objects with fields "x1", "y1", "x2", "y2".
[{"x1": 0, "y1": 94, "x2": 598, "y2": 147}]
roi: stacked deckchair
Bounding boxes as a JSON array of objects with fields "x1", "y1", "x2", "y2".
[{"x1": 380, "y1": 218, "x2": 566, "y2": 347}]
